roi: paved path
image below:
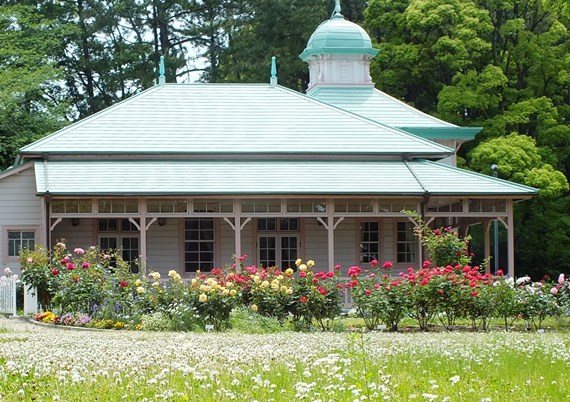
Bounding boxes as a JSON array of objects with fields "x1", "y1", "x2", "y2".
[{"x1": 0, "y1": 316, "x2": 45, "y2": 332}]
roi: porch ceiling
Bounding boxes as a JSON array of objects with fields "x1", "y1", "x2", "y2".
[{"x1": 34, "y1": 160, "x2": 537, "y2": 197}]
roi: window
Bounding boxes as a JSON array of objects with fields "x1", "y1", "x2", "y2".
[
  {"x1": 335, "y1": 199, "x2": 373, "y2": 213},
  {"x1": 147, "y1": 199, "x2": 188, "y2": 214},
  {"x1": 193, "y1": 199, "x2": 232, "y2": 214},
  {"x1": 184, "y1": 218, "x2": 214, "y2": 272},
  {"x1": 397, "y1": 221, "x2": 417, "y2": 264},
  {"x1": 257, "y1": 218, "x2": 299, "y2": 269},
  {"x1": 359, "y1": 221, "x2": 379, "y2": 263},
  {"x1": 242, "y1": 199, "x2": 280, "y2": 213},
  {"x1": 286, "y1": 199, "x2": 326, "y2": 213},
  {"x1": 51, "y1": 199, "x2": 92, "y2": 214},
  {"x1": 98, "y1": 219, "x2": 139, "y2": 271},
  {"x1": 8, "y1": 231, "x2": 35, "y2": 257},
  {"x1": 97, "y1": 199, "x2": 138, "y2": 214}
]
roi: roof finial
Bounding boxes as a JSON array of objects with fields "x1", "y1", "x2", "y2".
[
  {"x1": 332, "y1": 0, "x2": 342, "y2": 18},
  {"x1": 158, "y1": 55, "x2": 166, "y2": 85},
  {"x1": 270, "y1": 56, "x2": 277, "y2": 87}
]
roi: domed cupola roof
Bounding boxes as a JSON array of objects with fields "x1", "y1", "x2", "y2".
[{"x1": 299, "y1": 2, "x2": 378, "y2": 61}]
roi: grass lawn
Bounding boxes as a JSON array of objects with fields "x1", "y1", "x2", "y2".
[{"x1": 0, "y1": 324, "x2": 569, "y2": 401}]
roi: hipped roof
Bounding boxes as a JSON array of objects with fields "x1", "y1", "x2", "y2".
[{"x1": 19, "y1": 84, "x2": 452, "y2": 158}]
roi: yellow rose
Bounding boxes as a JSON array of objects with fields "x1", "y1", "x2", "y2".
[
  {"x1": 199, "y1": 293, "x2": 207, "y2": 302},
  {"x1": 136, "y1": 286, "x2": 145, "y2": 294},
  {"x1": 295, "y1": 258, "x2": 302, "y2": 267},
  {"x1": 271, "y1": 283, "x2": 279, "y2": 290},
  {"x1": 280, "y1": 285, "x2": 288, "y2": 292},
  {"x1": 134, "y1": 279, "x2": 142, "y2": 287},
  {"x1": 251, "y1": 304, "x2": 258, "y2": 312},
  {"x1": 299, "y1": 264, "x2": 307, "y2": 272},
  {"x1": 149, "y1": 272, "x2": 160, "y2": 281},
  {"x1": 222, "y1": 289, "x2": 229, "y2": 296},
  {"x1": 226, "y1": 281, "x2": 234, "y2": 288},
  {"x1": 168, "y1": 270, "x2": 177, "y2": 277},
  {"x1": 286, "y1": 288, "x2": 293, "y2": 295},
  {"x1": 277, "y1": 275, "x2": 284, "y2": 280},
  {"x1": 285, "y1": 268, "x2": 293, "y2": 275},
  {"x1": 261, "y1": 280, "x2": 270, "y2": 288},
  {"x1": 230, "y1": 289, "x2": 237, "y2": 296},
  {"x1": 307, "y1": 260, "x2": 315, "y2": 268},
  {"x1": 253, "y1": 275, "x2": 261, "y2": 284},
  {"x1": 200, "y1": 284, "x2": 208, "y2": 291},
  {"x1": 152, "y1": 281, "x2": 160, "y2": 288},
  {"x1": 191, "y1": 278, "x2": 198, "y2": 286}
]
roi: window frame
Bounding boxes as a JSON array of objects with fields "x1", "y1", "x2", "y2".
[
  {"x1": 357, "y1": 220, "x2": 381, "y2": 264},
  {"x1": 2, "y1": 225, "x2": 39, "y2": 264},
  {"x1": 183, "y1": 217, "x2": 216, "y2": 273},
  {"x1": 395, "y1": 220, "x2": 418, "y2": 265}
]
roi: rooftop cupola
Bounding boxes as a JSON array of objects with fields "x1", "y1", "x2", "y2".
[{"x1": 299, "y1": 0, "x2": 379, "y2": 93}]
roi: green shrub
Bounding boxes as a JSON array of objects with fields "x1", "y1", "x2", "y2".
[
  {"x1": 230, "y1": 307, "x2": 284, "y2": 334},
  {"x1": 140, "y1": 312, "x2": 172, "y2": 331}
]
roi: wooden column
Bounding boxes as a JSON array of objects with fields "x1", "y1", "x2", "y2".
[
  {"x1": 507, "y1": 199, "x2": 515, "y2": 277},
  {"x1": 483, "y1": 220, "x2": 491, "y2": 274},
  {"x1": 224, "y1": 202, "x2": 250, "y2": 272}
]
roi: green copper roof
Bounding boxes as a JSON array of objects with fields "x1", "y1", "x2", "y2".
[
  {"x1": 19, "y1": 84, "x2": 451, "y2": 157},
  {"x1": 299, "y1": 13, "x2": 379, "y2": 60},
  {"x1": 34, "y1": 160, "x2": 536, "y2": 196},
  {"x1": 308, "y1": 86, "x2": 481, "y2": 140}
]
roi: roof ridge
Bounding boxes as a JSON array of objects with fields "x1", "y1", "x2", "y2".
[
  {"x1": 404, "y1": 160, "x2": 429, "y2": 194},
  {"x1": 275, "y1": 85, "x2": 453, "y2": 155}
]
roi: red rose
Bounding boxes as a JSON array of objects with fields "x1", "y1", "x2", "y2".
[
  {"x1": 82, "y1": 262, "x2": 90, "y2": 269},
  {"x1": 51, "y1": 269, "x2": 59, "y2": 276},
  {"x1": 120, "y1": 281, "x2": 128, "y2": 288},
  {"x1": 348, "y1": 266, "x2": 362, "y2": 277},
  {"x1": 382, "y1": 261, "x2": 393, "y2": 270},
  {"x1": 67, "y1": 263, "x2": 75, "y2": 270},
  {"x1": 72, "y1": 277, "x2": 80, "y2": 282},
  {"x1": 370, "y1": 259, "x2": 378, "y2": 267},
  {"x1": 300, "y1": 271, "x2": 307, "y2": 278},
  {"x1": 299, "y1": 296, "x2": 308, "y2": 303},
  {"x1": 365, "y1": 289, "x2": 372, "y2": 295}
]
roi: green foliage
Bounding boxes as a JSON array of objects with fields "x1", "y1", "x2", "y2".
[
  {"x1": 365, "y1": 0, "x2": 570, "y2": 277},
  {"x1": 406, "y1": 211, "x2": 472, "y2": 267},
  {"x1": 230, "y1": 307, "x2": 284, "y2": 334},
  {"x1": 140, "y1": 312, "x2": 172, "y2": 331},
  {"x1": 0, "y1": 4, "x2": 69, "y2": 169},
  {"x1": 291, "y1": 260, "x2": 343, "y2": 331},
  {"x1": 349, "y1": 263, "x2": 411, "y2": 331}
]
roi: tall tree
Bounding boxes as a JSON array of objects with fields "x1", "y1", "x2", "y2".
[
  {"x1": 215, "y1": 0, "x2": 367, "y2": 91},
  {"x1": 0, "y1": 4, "x2": 69, "y2": 170},
  {"x1": 365, "y1": 0, "x2": 570, "y2": 276}
]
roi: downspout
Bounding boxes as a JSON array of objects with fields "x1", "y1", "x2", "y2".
[{"x1": 43, "y1": 160, "x2": 51, "y2": 248}]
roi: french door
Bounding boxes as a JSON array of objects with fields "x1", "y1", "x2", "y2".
[{"x1": 258, "y1": 235, "x2": 298, "y2": 270}]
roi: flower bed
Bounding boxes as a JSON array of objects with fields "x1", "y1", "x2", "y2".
[{"x1": 15, "y1": 241, "x2": 570, "y2": 332}]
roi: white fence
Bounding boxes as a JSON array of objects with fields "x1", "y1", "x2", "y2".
[{"x1": 0, "y1": 276, "x2": 17, "y2": 316}]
